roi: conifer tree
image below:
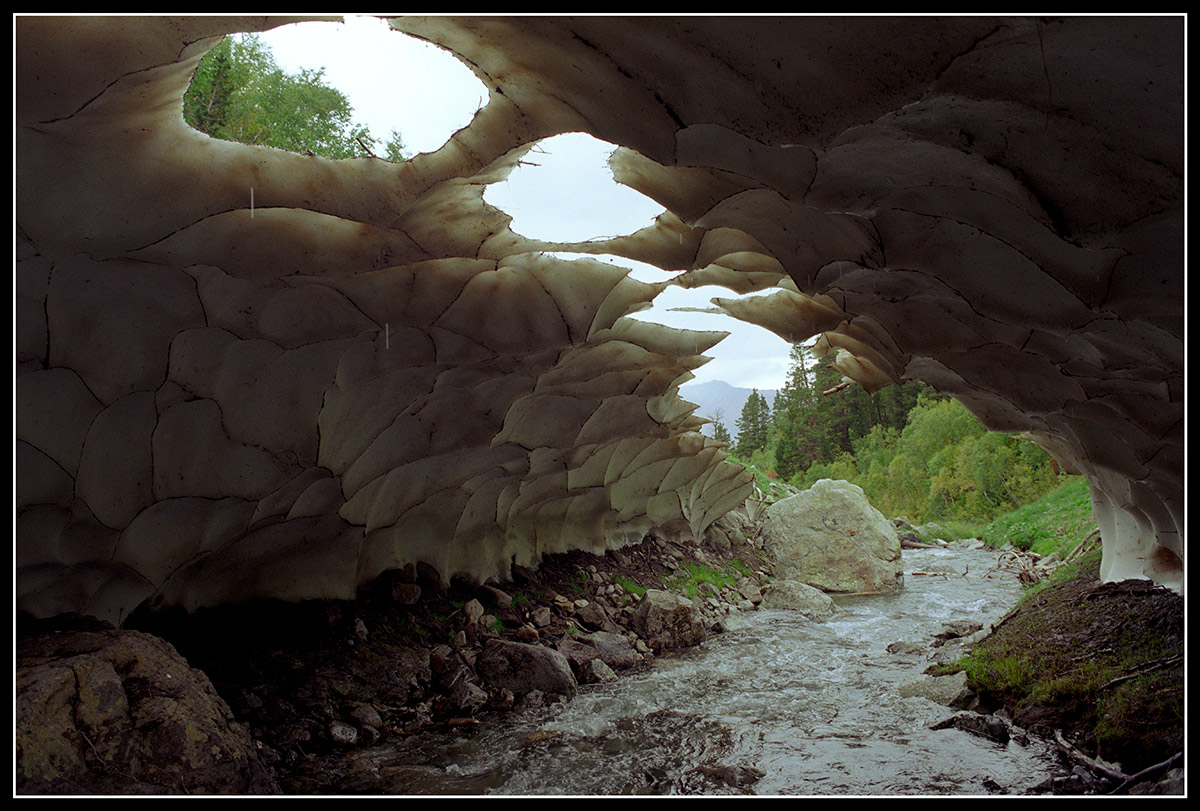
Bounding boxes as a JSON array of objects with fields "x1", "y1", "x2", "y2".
[{"x1": 735, "y1": 389, "x2": 771, "y2": 458}]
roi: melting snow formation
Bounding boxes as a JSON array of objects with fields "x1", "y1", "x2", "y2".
[{"x1": 16, "y1": 16, "x2": 1184, "y2": 623}]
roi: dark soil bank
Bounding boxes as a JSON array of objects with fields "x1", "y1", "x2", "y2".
[{"x1": 960, "y1": 554, "x2": 1184, "y2": 794}]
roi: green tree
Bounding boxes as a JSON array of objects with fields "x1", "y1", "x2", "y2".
[
  {"x1": 735, "y1": 389, "x2": 771, "y2": 459},
  {"x1": 183, "y1": 34, "x2": 403, "y2": 161},
  {"x1": 772, "y1": 343, "x2": 817, "y2": 481}
]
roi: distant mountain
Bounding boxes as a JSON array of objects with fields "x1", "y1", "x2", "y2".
[{"x1": 679, "y1": 380, "x2": 776, "y2": 435}]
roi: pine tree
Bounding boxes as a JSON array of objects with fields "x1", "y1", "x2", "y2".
[
  {"x1": 773, "y1": 343, "x2": 817, "y2": 481},
  {"x1": 735, "y1": 389, "x2": 771, "y2": 458},
  {"x1": 711, "y1": 420, "x2": 732, "y2": 445}
]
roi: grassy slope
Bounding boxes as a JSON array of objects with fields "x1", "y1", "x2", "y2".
[{"x1": 979, "y1": 475, "x2": 1096, "y2": 556}]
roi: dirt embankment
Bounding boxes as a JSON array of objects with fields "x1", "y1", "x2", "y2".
[{"x1": 962, "y1": 554, "x2": 1184, "y2": 794}]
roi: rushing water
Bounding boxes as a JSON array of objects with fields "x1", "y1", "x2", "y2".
[{"x1": 334, "y1": 546, "x2": 1066, "y2": 796}]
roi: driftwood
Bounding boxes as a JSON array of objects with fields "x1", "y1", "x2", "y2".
[
  {"x1": 900, "y1": 539, "x2": 941, "y2": 550},
  {"x1": 1053, "y1": 729, "x2": 1128, "y2": 783},
  {"x1": 986, "y1": 548, "x2": 1046, "y2": 584},
  {"x1": 1108, "y1": 751, "x2": 1184, "y2": 795},
  {"x1": 1064, "y1": 528, "x2": 1103, "y2": 564}
]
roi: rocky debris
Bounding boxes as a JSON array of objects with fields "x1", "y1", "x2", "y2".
[
  {"x1": 758, "y1": 579, "x2": 837, "y2": 620},
  {"x1": 761, "y1": 479, "x2": 904, "y2": 594},
  {"x1": 16, "y1": 614, "x2": 279, "y2": 795}
]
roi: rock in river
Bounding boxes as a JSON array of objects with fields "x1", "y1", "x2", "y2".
[{"x1": 761, "y1": 479, "x2": 904, "y2": 594}]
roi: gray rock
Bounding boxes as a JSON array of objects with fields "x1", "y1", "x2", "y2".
[
  {"x1": 714, "y1": 612, "x2": 752, "y2": 633},
  {"x1": 480, "y1": 585, "x2": 513, "y2": 609},
  {"x1": 933, "y1": 620, "x2": 983, "y2": 645},
  {"x1": 329, "y1": 719, "x2": 359, "y2": 747},
  {"x1": 575, "y1": 598, "x2": 616, "y2": 632},
  {"x1": 476, "y1": 639, "x2": 577, "y2": 698},
  {"x1": 556, "y1": 638, "x2": 601, "y2": 673},
  {"x1": 631, "y1": 589, "x2": 706, "y2": 652},
  {"x1": 512, "y1": 623, "x2": 540, "y2": 643},
  {"x1": 898, "y1": 671, "x2": 971, "y2": 706},
  {"x1": 449, "y1": 679, "x2": 489, "y2": 714},
  {"x1": 391, "y1": 582, "x2": 422, "y2": 604},
  {"x1": 429, "y1": 644, "x2": 456, "y2": 675},
  {"x1": 463, "y1": 598, "x2": 485, "y2": 625},
  {"x1": 529, "y1": 605, "x2": 553, "y2": 627},
  {"x1": 582, "y1": 658, "x2": 618, "y2": 683},
  {"x1": 759, "y1": 579, "x2": 837, "y2": 620},
  {"x1": 579, "y1": 631, "x2": 638, "y2": 669},
  {"x1": 761, "y1": 479, "x2": 903, "y2": 594},
  {"x1": 349, "y1": 703, "x2": 383, "y2": 731},
  {"x1": 16, "y1": 622, "x2": 279, "y2": 794},
  {"x1": 738, "y1": 583, "x2": 763, "y2": 603},
  {"x1": 930, "y1": 710, "x2": 1011, "y2": 744}
]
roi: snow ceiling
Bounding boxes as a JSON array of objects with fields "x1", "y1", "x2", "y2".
[{"x1": 15, "y1": 16, "x2": 1185, "y2": 622}]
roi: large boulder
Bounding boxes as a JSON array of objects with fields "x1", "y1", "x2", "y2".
[
  {"x1": 630, "y1": 589, "x2": 706, "y2": 652},
  {"x1": 761, "y1": 479, "x2": 903, "y2": 594},
  {"x1": 475, "y1": 638, "x2": 577, "y2": 699},
  {"x1": 16, "y1": 616, "x2": 278, "y2": 795}
]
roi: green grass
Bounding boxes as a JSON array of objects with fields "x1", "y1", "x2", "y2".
[
  {"x1": 612, "y1": 574, "x2": 647, "y2": 598},
  {"x1": 980, "y1": 476, "x2": 1094, "y2": 556},
  {"x1": 666, "y1": 559, "x2": 748, "y2": 600},
  {"x1": 726, "y1": 454, "x2": 794, "y2": 503}
]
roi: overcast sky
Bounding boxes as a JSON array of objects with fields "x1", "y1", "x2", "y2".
[{"x1": 260, "y1": 15, "x2": 793, "y2": 391}]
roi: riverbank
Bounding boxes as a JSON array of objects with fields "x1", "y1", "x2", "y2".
[
  {"x1": 18, "y1": 493, "x2": 1183, "y2": 795},
  {"x1": 952, "y1": 551, "x2": 1184, "y2": 794}
]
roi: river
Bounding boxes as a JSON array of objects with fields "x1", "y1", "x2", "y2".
[{"x1": 327, "y1": 545, "x2": 1065, "y2": 796}]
